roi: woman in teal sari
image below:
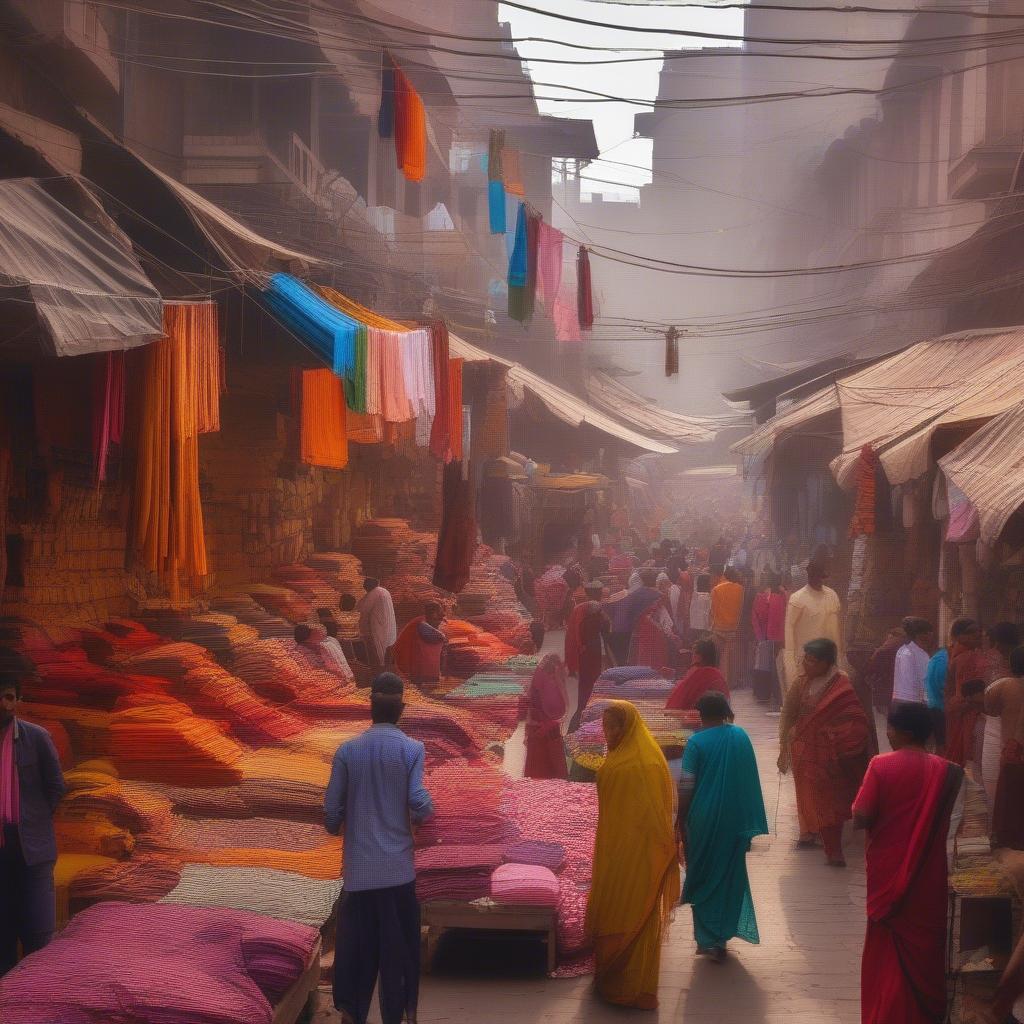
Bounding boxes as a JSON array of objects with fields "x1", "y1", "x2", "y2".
[{"x1": 677, "y1": 691, "x2": 768, "y2": 962}]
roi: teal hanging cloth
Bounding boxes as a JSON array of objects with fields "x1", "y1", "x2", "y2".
[
  {"x1": 488, "y1": 179, "x2": 506, "y2": 234},
  {"x1": 507, "y1": 203, "x2": 528, "y2": 287},
  {"x1": 509, "y1": 207, "x2": 540, "y2": 323}
]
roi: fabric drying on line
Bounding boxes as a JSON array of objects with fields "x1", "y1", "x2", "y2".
[{"x1": 300, "y1": 369, "x2": 348, "y2": 470}]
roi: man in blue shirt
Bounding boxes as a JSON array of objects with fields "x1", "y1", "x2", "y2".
[
  {"x1": 926, "y1": 618, "x2": 975, "y2": 754},
  {"x1": 325, "y1": 673, "x2": 434, "y2": 1024}
]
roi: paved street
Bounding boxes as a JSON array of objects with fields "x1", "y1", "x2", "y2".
[{"x1": 313, "y1": 689, "x2": 870, "y2": 1023}]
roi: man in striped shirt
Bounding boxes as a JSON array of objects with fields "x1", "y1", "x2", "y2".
[{"x1": 326, "y1": 673, "x2": 434, "y2": 1024}]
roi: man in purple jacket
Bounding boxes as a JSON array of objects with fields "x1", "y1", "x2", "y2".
[{"x1": 0, "y1": 668, "x2": 66, "y2": 976}]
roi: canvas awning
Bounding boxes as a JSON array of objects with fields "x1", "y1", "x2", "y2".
[
  {"x1": 730, "y1": 386, "x2": 841, "y2": 458},
  {"x1": 447, "y1": 334, "x2": 677, "y2": 454},
  {"x1": 938, "y1": 400, "x2": 1024, "y2": 546},
  {"x1": 587, "y1": 372, "x2": 748, "y2": 443},
  {"x1": 0, "y1": 178, "x2": 163, "y2": 357},
  {"x1": 830, "y1": 327, "x2": 1024, "y2": 488}
]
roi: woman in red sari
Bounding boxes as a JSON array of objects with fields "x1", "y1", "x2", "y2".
[
  {"x1": 778, "y1": 637, "x2": 871, "y2": 867},
  {"x1": 944, "y1": 619, "x2": 986, "y2": 767},
  {"x1": 854, "y1": 703, "x2": 963, "y2": 1024},
  {"x1": 524, "y1": 654, "x2": 569, "y2": 779},
  {"x1": 666, "y1": 639, "x2": 728, "y2": 711},
  {"x1": 565, "y1": 582, "x2": 612, "y2": 733}
]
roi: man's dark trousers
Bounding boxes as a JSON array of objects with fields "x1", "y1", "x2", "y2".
[{"x1": 0, "y1": 825, "x2": 56, "y2": 976}]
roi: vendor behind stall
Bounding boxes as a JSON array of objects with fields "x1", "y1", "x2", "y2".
[{"x1": 392, "y1": 603, "x2": 447, "y2": 689}]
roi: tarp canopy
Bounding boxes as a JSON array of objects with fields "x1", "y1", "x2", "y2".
[
  {"x1": 730, "y1": 386, "x2": 840, "y2": 458},
  {"x1": 830, "y1": 327, "x2": 1024, "y2": 488},
  {"x1": 0, "y1": 178, "x2": 163, "y2": 357},
  {"x1": 587, "y1": 371, "x2": 747, "y2": 444},
  {"x1": 448, "y1": 333, "x2": 677, "y2": 454},
  {"x1": 938, "y1": 400, "x2": 1024, "y2": 546}
]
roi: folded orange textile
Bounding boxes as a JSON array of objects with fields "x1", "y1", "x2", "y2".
[{"x1": 300, "y1": 369, "x2": 348, "y2": 470}]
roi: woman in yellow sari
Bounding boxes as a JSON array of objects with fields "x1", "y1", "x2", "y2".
[{"x1": 586, "y1": 700, "x2": 680, "y2": 1009}]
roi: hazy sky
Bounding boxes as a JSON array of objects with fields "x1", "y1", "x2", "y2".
[{"x1": 499, "y1": 1, "x2": 743, "y2": 195}]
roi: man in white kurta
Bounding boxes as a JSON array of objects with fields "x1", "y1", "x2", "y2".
[
  {"x1": 783, "y1": 559, "x2": 844, "y2": 690},
  {"x1": 358, "y1": 578, "x2": 397, "y2": 671}
]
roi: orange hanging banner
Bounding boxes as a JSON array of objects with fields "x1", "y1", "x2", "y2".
[{"x1": 300, "y1": 368, "x2": 349, "y2": 470}]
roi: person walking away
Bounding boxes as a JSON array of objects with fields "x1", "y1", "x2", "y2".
[
  {"x1": 566, "y1": 582, "x2": 612, "y2": 733},
  {"x1": 751, "y1": 573, "x2": 787, "y2": 709},
  {"x1": 586, "y1": 701, "x2": 680, "y2": 1009},
  {"x1": 689, "y1": 573, "x2": 712, "y2": 639},
  {"x1": 782, "y1": 556, "x2": 844, "y2": 692},
  {"x1": 392, "y1": 602, "x2": 447, "y2": 689},
  {"x1": 711, "y1": 568, "x2": 744, "y2": 689},
  {"x1": 668, "y1": 555, "x2": 694, "y2": 642},
  {"x1": 924, "y1": 618, "x2": 972, "y2": 757},
  {"x1": 853, "y1": 703, "x2": 963, "y2": 1024},
  {"x1": 678, "y1": 691, "x2": 768, "y2": 963},
  {"x1": 864, "y1": 627, "x2": 903, "y2": 717},
  {"x1": 666, "y1": 639, "x2": 728, "y2": 711},
  {"x1": 524, "y1": 654, "x2": 570, "y2": 780},
  {"x1": 325, "y1": 674, "x2": 434, "y2": 1024},
  {"x1": 981, "y1": 622, "x2": 1020, "y2": 811},
  {"x1": 945, "y1": 618, "x2": 986, "y2": 768},
  {"x1": 778, "y1": 638, "x2": 871, "y2": 866},
  {"x1": 357, "y1": 578, "x2": 397, "y2": 673},
  {"x1": 985, "y1": 645, "x2": 1024, "y2": 849},
  {"x1": 0, "y1": 670, "x2": 66, "y2": 977},
  {"x1": 891, "y1": 617, "x2": 934, "y2": 710},
  {"x1": 629, "y1": 570, "x2": 679, "y2": 671}
]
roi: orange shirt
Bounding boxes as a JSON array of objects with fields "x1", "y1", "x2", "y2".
[{"x1": 710, "y1": 580, "x2": 744, "y2": 632}]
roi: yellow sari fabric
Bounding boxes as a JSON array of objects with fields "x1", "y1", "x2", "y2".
[{"x1": 586, "y1": 700, "x2": 680, "y2": 1009}]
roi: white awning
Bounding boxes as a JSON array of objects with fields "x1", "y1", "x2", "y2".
[
  {"x1": 730, "y1": 386, "x2": 841, "y2": 458},
  {"x1": 0, "y1": 178, "x2": 162, "y2": 357}
]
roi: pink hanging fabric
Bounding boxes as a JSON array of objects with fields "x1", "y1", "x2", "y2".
[
  {"x1": 537, "y1": 223, "x2": 564, "y2": 308},
  {"x1": 365, "y1": 327, "x2": 384, "y2": 416},
  {"x1": 92, "y1": 350, "x2": 126, "y2": 484},
  {"x1": 379, "y1": 330, "x2": 412, "y2": 423},
  {"x1": 0, "y1": 720, "x2": 20, "y2": 847},
  {"x1": 553, "y1": 281, "x2": 582, "y2": 343}
]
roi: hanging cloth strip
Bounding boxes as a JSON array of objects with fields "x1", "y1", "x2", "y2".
[
  {"x1": 378, "y1": 51, "x2": 395, "y2": 138},
  {"x1": 577, "y1": 246, "x2": 594, "y2": 330},
  {"x1": 488, "y1": 129, "x2": 506, "y2": 234},
  {"x1": 300, "y1": 369, "x2": 348, "y2": 470},
  {"x1": 553, "y1": 280, "x2": 582, "y2": 343},
  {"x1": 448, "y1": 358, "x2": 464, "y2": 463},
  {"x1": 664, "y1": 327, "x2": 679, "y2": 378},
  {"x1": 394, "y1": 62, "x2": 426, "y2": 182},
  {"x1": 133, "y1": 302, "x2": 219, "y2": 596},
  {"x1": 347, "y1": 409, "x2": 384, "y2": 445},
  {"x1": 263, "y1": 274, "x2": 358, "y2": 379},
  {"x1": 507, "y1": 203, "x2": 528, "y2": 288},
  {"x1": 510, "y1": 208, "x2": 540, "y2": 323},
  {"x1": 502, "y1": 148, "x2": 525, "y2": 197},
  {"x1": 433, "y1": 460, "x2": 477, "y2": 594},
  {"x1": 537, "y1": 223, "x2": 564, "y2": 309},
  {"x1": 488, "y1": 129, "x2": 505, "y2": 182},
  {"x1": 92, "y1": 350, "x2": 126, "y2": 485},
  {"x1": 427, "y1": 320, "x2": 452, "y2": 461}
]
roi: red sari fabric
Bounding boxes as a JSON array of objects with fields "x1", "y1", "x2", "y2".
[
  {"x1": 789, "y1": 672, "x2": 870, "y2": 834},
  {"x1": 525, "y1": 656, "x2": 569, "y2": 780},
  {"x1": 665, "y1": 666, "x2": 729, "y2": 710},
  {"x1": 945, "y1": 646, "x2": 988, "y2": 766},
  {"x1": 629, "y1": 601, "x2": 671, "y2": 670},
  {"x1": 576, "y1": 603, "x2": 610, "y2": 713},
  {"x1": 854, "y1": 750, "x2": 963, "y2": 1024}
]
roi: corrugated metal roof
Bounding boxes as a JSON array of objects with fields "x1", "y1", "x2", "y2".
[
  {"x1": 447, "y1": 334, "x2": 677, "y2": 454},
  {"x1": 830, "y1": 327, "x2": 1024, "y2": 488},
  {"x1": 939, "y1": 400, "x2": 1024, "y2": 546},
  {"x1": 730, "y1": 386, "x2": 841, "y2": 457},
  {"x1": 586, "y1": 372, "x2": 748, "y2": 444}
]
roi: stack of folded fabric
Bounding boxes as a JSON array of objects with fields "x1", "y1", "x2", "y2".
[
  {"x1": 79, "y1": 619, "x2": 163, "y2": 662},
  {"x1": 415, "y1": 844, "x2": 508, "y2": 901},
  {"x1": 231, "y1": 638, "x2": 328, "y2": 705},
  {"x1": 273, "y1": 563, "x2": 342, "y2": 612},
  {"x1": 118, "y1": 642, "x2": 213, "y2": 684},
  {"x1": 109, "y1": 694, "x2": 245, "y2": 786},
  {"x1": 577, "y1": 698, "x2": 695, "y2": 761},
  {"x1": 55, "y1": 812, "x2": 135, "y2": 859},
  {"x1": 443, "y1": 673, "x2": 526, "y2": 735},
  {"x1": 247, "y1": 584, "x2": 312, "y2": 624},
  {"x1": 209, "y1": 597, "x2": 295, "y2": 641},
  {"x1": 61, "y1": 764, "x2": 178, "y2": 839},
  {"x1": 350, "y1": 518, "x2": 416, "y2": 578},
  {"x1": 0, "y1": 902, "x2": 320, "y2": 1024},
  {"x1": 305, "y1": 551, "x2": 364, "y2": 594},
  {"x1": 18, "y1": 712, "x2": 73, "y2": 767},
  {"x1": 180, "y1": 664, "x2": 305, "y2": 745},
  {"x1": 238, "y1": 749, "x2": 331, "y2": 822},
  {"x1": 31, "y1": 660, "x2": 172, "y2": 710},
  {"x1": 592, "y1": 666, "x2": 672, "y2": 701},
  {"x1": 490, "y1": 863, "x2": 560, "y2": 907},
  {"x1": 416, "y1": 759, "x2": 516, "y2": 847},
  {"x1": 505, "y1": 654, "x2": 540, "y2": 675},
  {"x1": 503, "y1": 840, "x2": 566, "y2": 872},
  {"x1": 64, "y1": 852, "x2": 184, "y2": 904},
  {"x1": 442, "y1": 619, "x2": 517, "y2": 677},
  {"x1": 160, "y1": 863, "x2": 343, "y2": 929}
]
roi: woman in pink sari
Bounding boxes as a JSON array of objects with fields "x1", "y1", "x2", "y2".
[
  {"x1": 524, "y1": 655, "x2": 569, "y2": 780},
  {"x1": 853, "y1": 703, "x2": 963, "y2": 1024}
]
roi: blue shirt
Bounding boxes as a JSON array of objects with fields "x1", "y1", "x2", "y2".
[
  {"x1": 325, "y1": 724, "x2": 434, "y2": 892},
  {"x1": 925, "y1": 648, "x2": 949, "y2": 710}
]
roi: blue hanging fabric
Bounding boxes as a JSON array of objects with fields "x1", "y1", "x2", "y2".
[
  {"x1": 507, "y1": 203, "x2": 528, "y2": 288},
  {"x1": 504, "y1": 193, "x2": 518, "y2": 260},
  {"x1": 263, "y1": 273, "x2": 358, "y2": 378},
  {"x1": 488, "y1": 179, "x2": 506, "y2": 234}
]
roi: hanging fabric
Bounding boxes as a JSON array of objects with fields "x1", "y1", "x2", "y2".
[
  {"x1": 433, "y1": 460, "x2": 477, "y2": 594},
  {"x1": 427, "y1": 320, "x2": 452, "y2": 461},
  {"x1": 92, "y1": 350, "x2": 126, "y2": 484},
  {"x1": 664, "y1": 326, "x2": 679, "y2": 378},
  {"x1": 507, "y1": 203, "x2": 528, "y2": 288},
  {"x1": 347, "y1": 409, "x2": 384, "y2": 445},
  {"x1": 503, "y1": 148, "x2": 525, "y2": 197},
  {"x1": 553, "y1": 280, "x2": 582, "y2": 343},
  {"x1": 378, "y1": 51, "x2": 395, "y2": 138},
  {"x1": 537, "y1": 223, "x2": 564, "y2": 308},
  {"x1": 848, "y1": 444, "x2": 879, "y2": 538},
  {"x1": 300, "y1": 369, "x2": 348, "y2": 470},
  {"x1": 448, "y1": 357, "x2": 464, "y2": 463},
  {"x1": 394, "y1": 65, "x2": 426, "y2": 182},
  {"x1": 488, "y1": 129, "x2": 505, "y2": 182},
  {"x1": 133, "y1": 302, "x2": 219, "y2": 598},
  {"x1": 510, "y1": 209, "x2": 540, "y2": 323},
  {"x1": 488, "y1": 180, "x2": 506, "y2": 235},
  {"x1": 577, "y1": 246, "x2": 594, "y2": 330}
]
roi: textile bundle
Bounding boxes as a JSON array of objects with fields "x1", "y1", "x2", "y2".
[
  {"x1": 577, "y1": 246, "x2": 594, "y2": 330},
  {"x1": 849, "y1": 443, "x2": 879, "y2": 538},
  {"x1": 92, "y1": 350, "x2": 125, "y2": 484},
  {"x1": 300, "y1": 369, "x2": 348, "y2": 470},
  {"x1": 433, "y1": 462, "x2": 476, "y2": 594},
  {"x1": 665, "y1": 326, "x2": 679, "y2": 377},
  {"x1": 379, "y1": 51, "x2": 426, "y2": 182},
  {"x1": 133, "y1": 302, "x2": 220, "y2": 593},
  {"x1": 0, "y1": 902, "x2": 319, "y2": 1024}
]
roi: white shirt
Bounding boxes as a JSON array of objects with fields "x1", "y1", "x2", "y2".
[
  {"x1": 690, "y1": 592, "x2": 711, "y2": 632},
  {"x1": 892, "y1": 641, "x2": 929, "y2": 704}
]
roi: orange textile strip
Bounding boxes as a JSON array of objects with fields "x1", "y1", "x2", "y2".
[
  {"x1": 133, "y1": 303, "x2": 216, "y2": 589},
  {"x1": 300, "y1": 369, "x2": 348, "y2": 470},
  {"x1": 396, "y1": 69, "x2": 426, "y2": 182},
  {"x1": 448, "y1": 357, "x2": 464, "y2": 462},
  {"x1": 316, "y1": 286, "x2": 403, "y2": 332},
  {"x1": 346, "y1": 409, "x2": 384, "y2": 445}
]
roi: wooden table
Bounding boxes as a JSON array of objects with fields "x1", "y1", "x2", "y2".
[{"x1": 421, "y1": 901, "x2": 558, "y2": 974}]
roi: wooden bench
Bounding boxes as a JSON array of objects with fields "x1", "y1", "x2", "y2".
[{"x1": 421, "y1": 901, "x2": 557, "y2": 974}]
